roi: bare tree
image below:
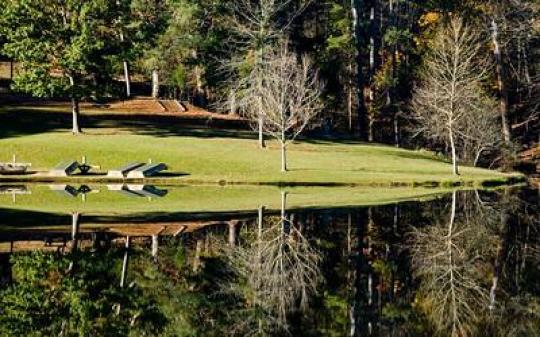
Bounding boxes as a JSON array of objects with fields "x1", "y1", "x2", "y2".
[
  {"x1": 461, "y1": 101, "x2": 502, "y2": 166},
  {"x1": 224, "y1": 0, "x2": 292, "y2": 149},
  {"x1": 238, "y1": 47, "x2": 323, "y2": 172},
  {"x1": 226, "y1": 193, "x2": 321, "y2": 334},
  {"x1": 409, "y1": 191, "x2": 494, "y2": 337},
  {"x1": 410, "y1": 17, "x2": 496, "y2": 175}
]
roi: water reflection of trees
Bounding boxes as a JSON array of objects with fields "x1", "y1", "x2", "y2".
[
  {"x1": 0, "y1": 250, "x2": 165, "y2": 337},
  {"x1": 410, "y1": 191, "x2": 494, "y2": 336},
  {"x1": 225, "y1": 193, "x2": 322, "y2": 335},
  {"x1": 0, "y1": 188, "x2": 537, "y2": 337},
  {"x1": 409, "y1": 189, "x2": 540, "y2": 337}
]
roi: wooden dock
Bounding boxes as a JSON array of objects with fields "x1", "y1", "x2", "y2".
[{"x1": 0, "y1": 220, "x2": 228, "y2": 253}]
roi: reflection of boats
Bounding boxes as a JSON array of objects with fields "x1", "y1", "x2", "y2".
[
  {"x1": 47, "y1": 184, "x2": 168, "y2": 199},
  {"x1": 49, "y1": 184, "x2": 80, "y2": 197},
  {"x1": 126, "y1": 185, "x2": 168, "y2": 197},
  {"x1": 108, "y1": 184, "x2": 168, "y2": 198},
  {"x1": 0, "y1": 185, "x2": 31, "y2": 195}
]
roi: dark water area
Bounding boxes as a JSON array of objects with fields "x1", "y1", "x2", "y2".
[{"x1": 0, "y1": 187, "x2": 538, "y2": 337}]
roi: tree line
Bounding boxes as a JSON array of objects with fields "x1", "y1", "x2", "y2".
[{"x1": 0, "y1": 0, "x2": 538, "y2": 173}]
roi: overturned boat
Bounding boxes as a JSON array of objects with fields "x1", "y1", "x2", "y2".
[
  {"x1": 0, "y1": 156, "x2": 31, "y2": 175},
  {"x1": 0, "y1": 163, "x2": 29, "y2": 175}
]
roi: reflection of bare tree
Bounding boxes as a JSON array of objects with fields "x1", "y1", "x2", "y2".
[
  {"x1": 409, "y1": 191, "x2": 495, "y2": 337},
  {"x1": 227, "y1": 192, "x2": 322, "y2": 335}
]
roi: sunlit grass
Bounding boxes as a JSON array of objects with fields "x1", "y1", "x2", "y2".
[{"x1": 0, "y1": 106, "x2": 521, "y2": 186}]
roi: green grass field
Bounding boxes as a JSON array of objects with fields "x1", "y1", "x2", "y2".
[{"x1": 0, "y1": 105, "x2": 521, "y2": 187}]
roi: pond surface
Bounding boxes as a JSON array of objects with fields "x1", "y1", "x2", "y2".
[{"x1": 0, "y1": 185, "x2": 538, "y2": 336}]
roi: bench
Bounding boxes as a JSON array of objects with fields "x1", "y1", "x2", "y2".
[
  {"x1": 126, "y1": 163, "x2": 168, "y2": 179},
  {"x1": 107, "y1": 162, "x2": 145, "y2": 178},
  {"x1": 49, "y1": 161, "x2": 79, "y2": 177}
]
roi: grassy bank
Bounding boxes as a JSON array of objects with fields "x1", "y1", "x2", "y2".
[
  {"x1": 0, "y1": 105, "x2": 521, "y2": 186},
  {"x1": 0, "y1": 131, "x2": 520, "y2": 186}
]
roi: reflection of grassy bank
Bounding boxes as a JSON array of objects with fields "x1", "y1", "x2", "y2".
[
  {"x1": 0, "y1": 106, "x2": 521, "y2": 186},
  {"x1": 0, "y1": 184, "x2": 464, "y2": 216}
]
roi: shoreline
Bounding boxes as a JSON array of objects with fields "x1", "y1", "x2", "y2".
[{"x1": 0, "y1": 172, "x2": 526, "y2": 188}]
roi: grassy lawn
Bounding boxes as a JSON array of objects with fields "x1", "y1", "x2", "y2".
[
  {"x1": 0, "y1": 184, "x2": 465, "y2": 216},
  {"x1": 0, "y1": 105, "x2": 521, "y2": 186}
]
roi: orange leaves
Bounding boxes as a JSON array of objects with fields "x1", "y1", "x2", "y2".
[{"x1": 419, "y1": 12, "x2": 440, "y2": 28}]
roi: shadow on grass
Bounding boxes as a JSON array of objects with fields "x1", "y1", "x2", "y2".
[
  {"x1": 0, "y1": 105, "x2": 445, "y2": 166},
  {"x1": 0, "y1": 107, "x2": 256, "y2": 140}
]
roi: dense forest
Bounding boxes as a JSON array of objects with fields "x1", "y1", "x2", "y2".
[{"x1": 0, "y1": 0, "x2": 538, "y2": 171}]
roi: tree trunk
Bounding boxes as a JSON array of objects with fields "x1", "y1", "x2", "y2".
[
  {"x1": 368, "y1": 118, "x2": 374, "y2": 142},
  {"x1": 71, "y1": 98, "x2": 82, "y2": 135},
  {"x1": 258, "y1": 115, "x2": 266, "y2": 148},
  {"x1": 257, "y1": 84, "x2": 266, "y2": 148},
  {"x1": 449, "y1": 128, "x2": 459, "y2": 175},
  {"x1": 347, "y1": 61, "x2": 354, "y2": 133},
  {"x1": 393, "y1": 113, "x2": 400, "y2": 147},
  {"x1": 152, "y1": 235, "x2": 159, "y2": 262},
  {"x1": 393, "y1": 204, "x2": 399, "y2": 234},
  {"x1": 195, "y1": 67, "x2": 205, "y2": 105},
  {"x1": 281, "y1": 191, "x2": 287, "y2": 222},
  {"x1": 119, "y1": 29, "x2": 131, "y2": 98},
  {"x1": 281, "y1": 141, "x2": 287, "y2": 172},
  {"x1": 120, "y1": 236, "x2": 130, "y2": 288},
  {"x1": 521, "y1": 36, "x2": 532, "y2": 98},
  {"x1": 193, "y1": 238, "x2": 202, "y2": 272},
  {"x1": 152, "y1": 69, "x2": 159, "y2": 99},
  {"x1": 491, "y1": 19, "x2": 511, "y2": 143},
  {"x1": 351, "y1": 0, "x2": 369, "y2": 139},
  {"x1": 228, "y1": 221, "x2": 236, "y2": 247},
  {"x1": 71, "y1": 212, "x2": 80, "y2": 252},
  {"x1": 449, "y1": 190, "x2": 456, "y2": 232},
  {"x1": 367, "y1": 3, "x2": 376, "y2": 143},
  {"x1": 473, "y1": 147, "x2": 485, "y2": 167},
  {"x1": 229, "y1": 89, "x2": 236, "y2": 114},
  {"x1": 123, "y1": 61, "x2": 131, "y2": 98},
  {"x1": 258, "y1": 206, "x2": 264, "y2": 239},
  {"x1": 369, "y1": 5, "x2": 376, "y2": 82},
  {"x1": 390, "y1": 0, "x2": 399, "y2": 148},
  {"x1": 68, "y1": 75, "x2": 82, "y2": 134}
]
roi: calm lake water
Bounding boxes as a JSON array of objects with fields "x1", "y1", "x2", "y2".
[{"x1": 0, "y1": 185, "x2": 538, "y2": 336}]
